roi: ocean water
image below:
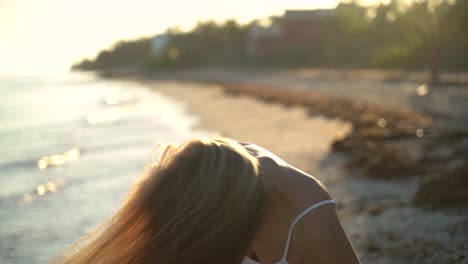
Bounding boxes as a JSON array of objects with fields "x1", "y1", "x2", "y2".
[{"x1": 0, "y1": 73, "x2": 202, "y2": 263}]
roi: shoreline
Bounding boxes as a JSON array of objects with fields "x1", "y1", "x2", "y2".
[
  {"x1": 104, "y1": 70, "x2": 467, "y2": 263},
  {"x1": 106, "y1": 68, "x2": 468, "y2": 208}
]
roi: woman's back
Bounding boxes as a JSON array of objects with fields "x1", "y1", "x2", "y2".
[
  {"x1": 241, "y1": 143, "x2": 359, "y2": 264},
  {"x1": 57, "y1": 138, "x2": 360, "y2": 264}
]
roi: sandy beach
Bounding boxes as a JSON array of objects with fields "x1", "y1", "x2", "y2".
[{"x1": 124, "y1": 78, "x2": 468, "y2": 264}]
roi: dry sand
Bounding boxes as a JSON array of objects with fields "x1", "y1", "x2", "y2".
[
  {"x1": 151, "y1": 81, "x2": 351, "y2": 175},
  {"x1": 118, "y1": 68, "x2": 468, "y2": 129},
  {"x1": 137, "y1": 79, "x2": 467, "y2": 264}
]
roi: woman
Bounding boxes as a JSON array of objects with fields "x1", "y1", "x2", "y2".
[{"x1": 59, "y1": 137, "x2": 360, "y2": 264}]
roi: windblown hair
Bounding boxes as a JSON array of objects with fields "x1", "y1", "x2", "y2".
[{"x1": 58, "y1": 137, "x2": 264, "y2": 264}]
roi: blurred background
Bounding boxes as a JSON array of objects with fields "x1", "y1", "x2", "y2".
[{"x1": 1, "y1": 0, "x2": 467, "y2": 263}]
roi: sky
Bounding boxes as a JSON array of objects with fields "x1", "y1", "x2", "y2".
[{"x1": 0, "y1": 0, "x2": 389, "y2": 74}]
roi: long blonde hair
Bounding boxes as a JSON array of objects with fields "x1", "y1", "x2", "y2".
[{"x1": 57, "y1": 137, "x2": 264, "y2": 264}]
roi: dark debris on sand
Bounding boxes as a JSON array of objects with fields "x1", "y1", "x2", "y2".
[{"x1": 221, "y1": 82, "x2": 468, "y2": 209}]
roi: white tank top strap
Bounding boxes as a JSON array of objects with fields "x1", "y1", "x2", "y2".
[
  {"x1": 278, "y1": 199, "x2": 337, "y2": 264},
  {"x1": 242, "y1": 256, "x2": 261, "y2": 264},
  {"x1": 242, "y1": 199, "x2": 336, "y2": 264}
]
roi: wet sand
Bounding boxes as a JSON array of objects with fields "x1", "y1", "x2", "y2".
[{"x1": 137, "y1": 80, "x2": 467, "y2": 264}]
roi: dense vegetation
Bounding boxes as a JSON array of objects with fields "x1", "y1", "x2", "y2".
[{"x1": 72, "y1": 0, "x2": 468, "y2": 78}]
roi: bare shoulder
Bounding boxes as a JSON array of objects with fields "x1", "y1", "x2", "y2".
[
  {"x1": 259, "y1": 157, "x2": 360, "y2": 264},
  {"x1": 239, "y1": 142, "x2": 360, "y2": 263},
  {"x1": 259, "y1": 156, "x2": 331, "y2": 210},
  {"x1": 239, "y1": 141, "x2": 332, "y2": 221}
]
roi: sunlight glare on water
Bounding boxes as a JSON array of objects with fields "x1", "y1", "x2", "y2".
[{"x1": 37, "y1": 148, "x2": 81, "y2": 170}]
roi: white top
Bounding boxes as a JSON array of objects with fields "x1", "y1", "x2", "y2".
[{"x1": 241, "y1": 199, "x2": 337, "y2": 264}]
